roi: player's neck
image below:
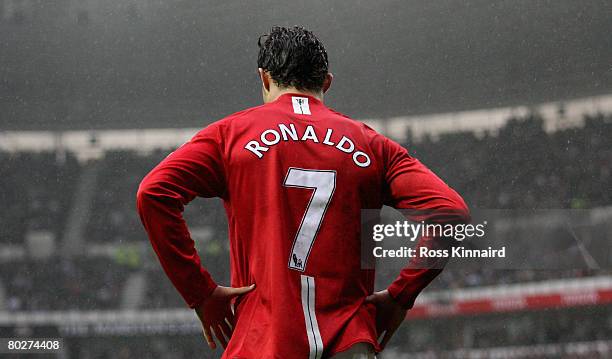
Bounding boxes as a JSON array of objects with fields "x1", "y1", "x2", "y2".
[{"x1": 267, "y1": 87, "x2": 323, "y2": 103}]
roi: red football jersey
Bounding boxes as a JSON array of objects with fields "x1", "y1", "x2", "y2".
[{"x1": 137, "y1": 93, "x2": 468, "y2": 358}]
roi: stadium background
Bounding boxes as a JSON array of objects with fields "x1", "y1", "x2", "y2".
[{"x1": 1, "y1": 0, "x2": 612, "y2": 358}]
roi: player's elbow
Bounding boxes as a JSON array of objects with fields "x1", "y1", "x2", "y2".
[
  {"x1": 447, "y1": 191, "x2": 471, "y2": 224},
  {"x1": 136, "y1": 175, "x2": 165, "y2": 213},
  {"x1": 136, "y1": 179, "x2": 154, "y2": 213},
  {"x1": 136, "y1": 175, "x2": 184, "y2": 213}
]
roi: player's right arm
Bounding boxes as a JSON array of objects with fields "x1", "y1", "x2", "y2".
[
  {"x1": 136, "y1": 124, "x2": 253, "y2": 349},
  {"x1": 136, "y1": 125, "x2": 225, "y2": 308}
]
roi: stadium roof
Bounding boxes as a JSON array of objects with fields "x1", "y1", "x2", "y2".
[
  {"x1": 1, "y1": 0, "x2": 611, "y2": 130},
  {"x1": 3, "y1": 94, "x2": 610, "y2": 159}
]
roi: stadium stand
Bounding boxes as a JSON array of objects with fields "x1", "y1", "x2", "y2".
[
  {"x1": 0, "y1": 96, "x2": 611, "y2": 357},
  {"x1": 0, "y1": 257, "x2": 135, "y2": 311},
  {"x1": 0, "y1": 151, "x2": 79, "y2": 245},
  {"x1": 1, "y1": 104, "x2": 611, "y2": 309}
]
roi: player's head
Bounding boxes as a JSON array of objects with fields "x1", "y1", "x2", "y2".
[{"x1": 257, "y1": 26, "x2": 333, "y2": 103}]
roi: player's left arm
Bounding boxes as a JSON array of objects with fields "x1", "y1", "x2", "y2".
[
  {"x1": 136, "y1": 124, "x2": 253, "y2": 349},
  {"x1": 382, "y1": 137, "x2": 470, "y2": 308},
  {"x1": 368, "y1": 135, "x2": 470, "y2": 349}
]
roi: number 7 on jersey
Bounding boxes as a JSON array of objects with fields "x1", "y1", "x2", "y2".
[{"x1": 283, "y1": 168, "x2": 336, "y2": 271}]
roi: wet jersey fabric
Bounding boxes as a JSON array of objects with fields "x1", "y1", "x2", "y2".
[{"x1": 137, "y1": 93, "x2": 468, "y2": 358}]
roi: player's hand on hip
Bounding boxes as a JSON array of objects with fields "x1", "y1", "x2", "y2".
[
  {"x1": 365, "y1": 289, "x2": 407, "y2": 350},
  {"x1": 194, "y1": 284, "x2": 255, "y2": 350}
]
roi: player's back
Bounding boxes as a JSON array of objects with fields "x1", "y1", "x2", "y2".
[
  {"x1": 138, "y1": 26, "x2": 469, "y2": 359},
  {"x1": 217, "y1": 93, "x2": 384, "y2": 358},
  {"x1": 138, "y1": 91, "x2": 468, "y2": 358}
]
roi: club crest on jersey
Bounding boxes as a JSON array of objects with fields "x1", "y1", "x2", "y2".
[
  {"x1": 292, "y1": 96, "x2": 311, "y2": 115},
  {"x1": 244, "y1": 123, "x2": 372, "y2": 168}
]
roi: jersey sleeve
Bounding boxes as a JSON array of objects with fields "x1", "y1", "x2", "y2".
[
  {"x1": 136, "y1": 124, "x2": 226, "y2": 308},
  {"x1": 380, "y1": 136, "x2": 470, "y2": 309}
]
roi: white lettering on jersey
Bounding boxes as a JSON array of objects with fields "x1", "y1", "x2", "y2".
[
  {"x1": 279, "y1": 123, "x2": 299, "y2": 141},
  {"x1": 335, "y1": 136, "x2": 355, "y2": 153},
  {"x1": 353, "y1": 151, "x2": 371, "y2": 168},
  {"x1": 245, "y1": 140, "x2": 269, "y2": 158},
  {"x1": 322, "y1": 129, "x2": 335, "y2": 146},
  {"x1": 292, "y1": 96, "x2": 311, "y2": 115},
  {"x1": 284, "y1": 168, "x2": 336, "y2": 272},
  {"x1": 244, "y1": 123, "x2": 372, "y2": 168},
  {"x1": 261, "y1": 129, "x2": 281, "y2": 146},
  {"x1": 301, "y1": 125, "x2": 319, "y2": 143}
]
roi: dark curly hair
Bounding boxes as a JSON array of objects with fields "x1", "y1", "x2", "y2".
[{"x1": 257, "y1": 26, "x2": 329, "y2": 93}]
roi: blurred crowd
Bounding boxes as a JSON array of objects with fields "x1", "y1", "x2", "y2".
[
  {"x1": 85, "y1": 150, "x2": 163, "y2": 244},
  {"x1": 398, "y1": 304, "x2": 612, "y2": 355},
  {"x1": 0, "y1": 151, "x2": 79, "y2": 246},
  {"x1": 14, "y1": 304, "x2": 604, "y2": 359},
  {"x1": 0, "y1": 257, "x2": 132, "y2": 311},
  {"x1": 0, "y1": 112, "x2": 611, "y2": 311},
  {"x1": 409, "y1": 113, "x2": 611, "y2": 209}
]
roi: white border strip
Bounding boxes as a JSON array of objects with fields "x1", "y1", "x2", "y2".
[{"x1": 301, "y1": 275, "x2": 323, "y2": 359}]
